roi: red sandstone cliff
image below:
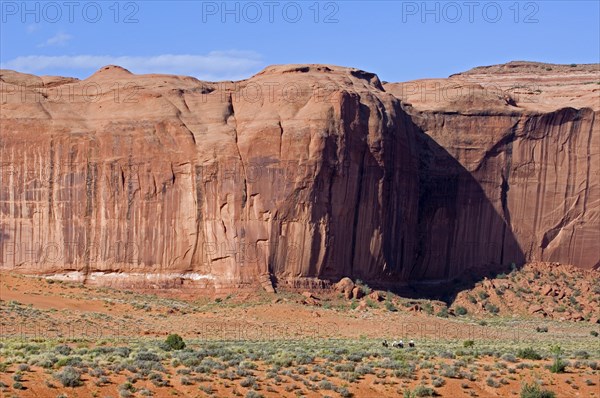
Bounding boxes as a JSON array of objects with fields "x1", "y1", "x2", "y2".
[
  {"x1": 0, "y1": 62, "x2": 598, "y2": 289},
  {"x1": 386, "y1": 62, "x2": 599, "y2": 276}
]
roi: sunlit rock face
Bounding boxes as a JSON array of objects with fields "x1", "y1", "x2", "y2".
[{"x1": 1, "y1": 62, "x2": 597, "y2": 289}]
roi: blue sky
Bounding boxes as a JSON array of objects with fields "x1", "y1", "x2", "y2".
[{"x1": 1, "y1": 1, "x2": 598, "y2": 82}]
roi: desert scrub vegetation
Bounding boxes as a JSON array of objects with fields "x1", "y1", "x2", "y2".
[
  {"x1": 54, "y1": 365, "x2": 82, "y2": 387},
  {"x1": 518, "y1": 347, "x2": 542, "y2": 360},
  {"x1": 385, "y1": 298, "x2": 398, "y2": 312},
  {"x1": 404, "y1": 384, "x2": 436, "y2": 397},
  {"x1": 548, "y1": 345, "x2": 568, "y2": 373},
  {"x1": 484, "y1": 302, "x2": 500, "y2": 314},
  {"x1": 354, "y1": 279, "x2": 372, "y2": 295},
  {"x1": 520, "y1": 382, "x2": 556, "y2": 398},
  {"x1": 436, "y1": 307, "x2": 449, "y2": 318},
  {"x1": 0, "y1": 333, "x2": 599, "y2": 395},
  {"x1": 164, "y1": 333, "x2": 186, "y2": 350},
  {"x1": 455, "y1": 306, "x2": 468, "y2": 315}
]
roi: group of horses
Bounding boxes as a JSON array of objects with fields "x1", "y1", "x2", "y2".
[{"x1": 382, "y1": 339, "x2": 414, "y2": 348}]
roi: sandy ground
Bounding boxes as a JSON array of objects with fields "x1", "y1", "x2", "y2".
[{"x1": 1, "y1": 271, "x2": 599, "y2": 397}]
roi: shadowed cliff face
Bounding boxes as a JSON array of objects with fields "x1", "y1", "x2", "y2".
[
  {"x1": 0, "y1": 62, "x2": 597, "y2": 290},
  {"x1": 408, "y1": 109, "x2": 598, "y2": 276},
  {"x1": 386, "y1": 62, "x2": 599, "y2": 273},
  {"x1": 410, "y1": 130, "x2": 526, "y2": 282}
]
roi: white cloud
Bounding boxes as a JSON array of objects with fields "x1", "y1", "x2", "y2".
[
  {"x1": 38, "y1": 32, "x2": 72, "y2": 47},
  {"x1": 26, "y1": 24, "x2": 39, "y2": 34},
  {"x1": 0, "y1": 51, "x2": 265, "y2": 81}
]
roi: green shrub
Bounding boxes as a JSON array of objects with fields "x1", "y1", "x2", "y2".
[
  {"x1": 485, "y1": 303, "x2": 499, "y2": 314},
  {"x1": 423, "y1": 302, "x2": 433, "y2": 315},
  {"x1": 574, "y1": 350, "x2": 589, "y2": 359},
  {"x1": 55, "y1": 345, "x2": 72, "y2": 356},
  {"x1": 336, "y1": 386, "x2": 353, "y2": 397},
  {"x1": 240, "y1": 361, "x2": 258, "y2": 369},
  {"x1": 385, "y1": 300, "x2": 398, "y2": 312},
  {"x1": 431, "y1": 377, "x2": 445, "y2": 387},
  {"x1": 54, "y1": 366, "x2": 82, "y2": 387},
  {"x1": 455, "y1": 306, "x2": 468, "y2": 316},
  {"x1": 549, "y1": 360, "x2": 567, "y2": 373},
  {"x1": 240, "y1": 376, "x2": 257, "y2": 388},
  {"x1": 591, "y1": 331, "x2": 598, "y2": 337},
  {"x1": 318, "y1": 380, "x2": 335, "y2": 390},
  {"x1": 520, "y1": 382, "x2": 556, "y2": 398},
  {"x1": 394, "y1": 366, "x2": 414, "y2": 379},
  {"x1": 180, "y1": 376, "x2": 193, "y2": 385},
  {"x1": 549, "y1": 345, "x2": 567, "y2": 374},
  {"x1": 439, "y1": 351, "x2": 455, "y2": 359},
  {"x1": 517, "y1": 347, "x2": 541, "y2": 360},
  {"x1": 96, "y1": 376, "x2": 110, "y2": 386},
  {"x1": 165, "y1": 334, "x2": 185, "y2": 350},
  {"x1": 334, "y1": 363, "x2": 355, "y2": 372},
  {"x1": 136, "y1": 352, "x2": 160, "y2": 362},
  {"x1": 120, "y1": 381, "x2": 137, "y2": 393},
  {"x1": 56, "y1": 356, "x2": 83, "y2": 368},
  {"x1": 436, "y1": 307, "x2": 449, "y2": 318},
  {"x1": 463, "y1": 340, "x2": 475, "y2": 348},
  {"x1": 356, "y1": 364, "x2": 374, "y2": 375},
  {"x1": 355, "y1": 279, "x2": 372, "y2": 295},
  {"x1": 501, "y1": 353, "x2": 517, "y2": 363},
  {"x1": 149, "y1": 372, "x2": 169, "y2": 387},
  {"x1": 413, "y1": 384, "x2": 436, "y2": 397},
  {"x1": 434, "y1": 364, "x2": 460, "y2": 378},
  {"x1": 486, "y1": 377, "x2": 500, "y2": 388},
  {"x1": 346, "y1": 353, "x2": 364, "y2": 363},
  {"x1": 17, "y1": 364, "x2": 30, "y2": 372},
  {"x1": 269, "y1": 353, "x2": 294, "y2": 367}
]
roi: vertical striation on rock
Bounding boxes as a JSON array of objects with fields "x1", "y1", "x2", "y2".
[
  {"x1": 0, "y1": 64, "x2": 421, "y2": 288},
  {"x1": 0, "y1": 61, "x2": 598, "y2": 290},
  {"x1": 386, "y1": 61, "x2": 599, "y2": 274}
]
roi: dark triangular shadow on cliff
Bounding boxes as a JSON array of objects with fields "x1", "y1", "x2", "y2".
[
  {"x1": 269, "y1": 94, "x2": 526, "y2": 305},
  {"x1": 371, "y1": 119, "x2": 527, "y2": 305}
]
